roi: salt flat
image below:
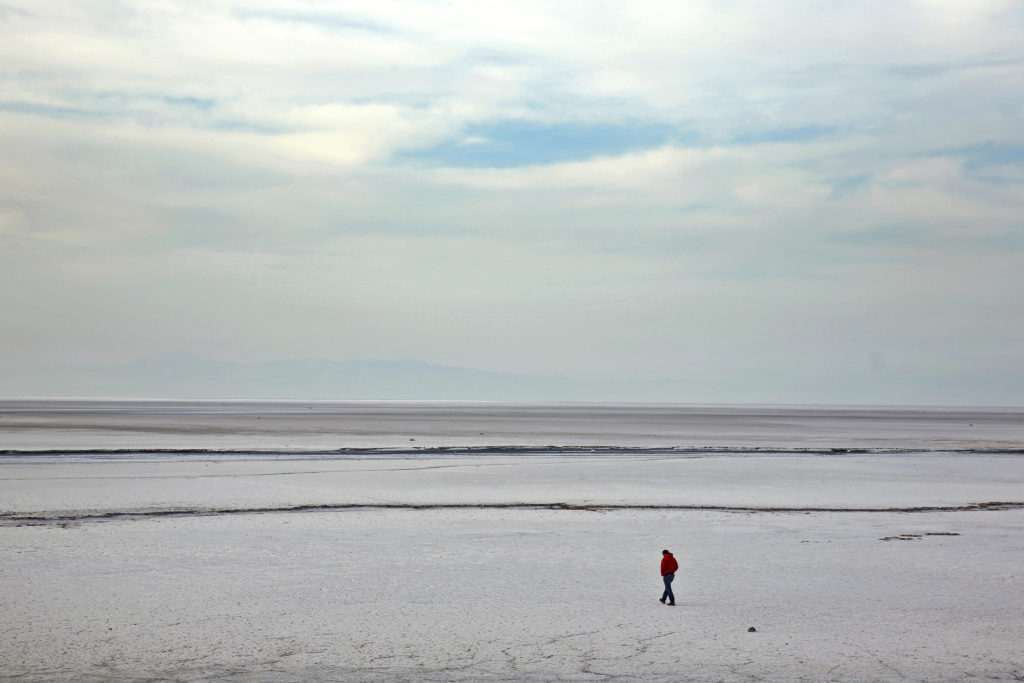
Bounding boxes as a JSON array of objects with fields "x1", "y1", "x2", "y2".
[
  {"x1": 2, "y1": 454, "x2": 1024, "y2": 517},
  {"x1": 3, "y1": 400, "x2": 1023, "y2": 451},
  {"x1": 2, "y1": 506, "x2": 1022, "y2": 682},
  {"x1": 2, "y1": 453, "x2": 1023, "y2": 681},
  {"x1": 2, "y1": 402, "x2": 1022, "y2": 680}
]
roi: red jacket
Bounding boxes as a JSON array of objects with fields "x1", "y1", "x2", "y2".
[{"x1": 661, "y1": 553, "x2": 678, "y2": 576}]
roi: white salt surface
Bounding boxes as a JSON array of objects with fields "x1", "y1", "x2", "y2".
[
  {"x1": 3, "y1": 507, "x2": 1023, "y2": 682},
  {"x1": 3, "y1": 455, "x2": 1024, "y2": 681},
  {"x1": 2, "y1": 402, "x2": 1023, "y2": 680},
  {"x1": 2, "y1": 455, "x2": 1024, "y2": 517}
]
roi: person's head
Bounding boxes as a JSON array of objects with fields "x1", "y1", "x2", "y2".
[{"x1": 662, "y1": 549, "x2": 670, "y2": 555}]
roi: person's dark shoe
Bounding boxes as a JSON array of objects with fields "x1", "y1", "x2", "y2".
[
  {"x1": 659, "y1": 597, "x2": 666, "y2": 604},
  {"x1": 668, "y1": 602, "x2": 676, "y2": 606}
]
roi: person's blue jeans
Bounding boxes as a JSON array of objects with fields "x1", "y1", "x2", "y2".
[{"x1": 662, "y1": 573, "x2": 675, "y2": 604}]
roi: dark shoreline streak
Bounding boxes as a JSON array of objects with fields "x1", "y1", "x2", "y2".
[
  {"x1": 4, "y1": 445, "x2": 1024, "y2": 459},
  {"x1": 4, "y1": 501, "x2": 1023, "y2": 526}
]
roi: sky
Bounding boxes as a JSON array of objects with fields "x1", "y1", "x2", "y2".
[{"x1": 1, "y1": 0, "x2": 1023, "y2": 405}]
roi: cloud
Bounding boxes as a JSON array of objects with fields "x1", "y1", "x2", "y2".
[{"x1": 1, "y1": 0, "x2": 1023, "y2": 403}]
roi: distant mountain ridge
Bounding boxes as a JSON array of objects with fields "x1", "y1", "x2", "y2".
[
  {"x1": 1, "y1": 351, "x2": 681, "y2": 401},
  {"x1": 3, "y1": 352, "x2": 1014, "y2": 405}
]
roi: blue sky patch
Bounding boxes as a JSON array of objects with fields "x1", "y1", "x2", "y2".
[
  {"x1": 234, "y1": 9, "x2": 397, "y2": 34},
  {"x1": 0, "y1": 100, "x2": 101, "y2": 119},
  {"x1": 830, "y1": 174, "x2": 872, "y2": 197},
  {"x1": 943, "y1": 143, "x2": 1024, "y2": 184},
  {"x1": 156, "y1": 95, "x2": 215, "y2": 110},
  {"x1": 827, "y1": 225, "x2": 926, "y2": 248},
  {"x1": 958, "y1": 144, "x2": 1024, "y2": 169},
  {"x1": 731, "y1": 125, "x2": 835, "y2": 145},
  {"x1": 402, "y1": 120, "x2": 679, "y2": 168},
  {"x1": 90, "y1": 91, "x2": 216, "y2": 109}
]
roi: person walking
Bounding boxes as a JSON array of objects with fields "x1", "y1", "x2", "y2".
[{"x1": 659, "y1": 549, "x2": 678, "y2": 605}]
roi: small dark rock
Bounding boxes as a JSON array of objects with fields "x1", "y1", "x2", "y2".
[{"x1": 748, "y1": 627, "x2": 757, "y2": 633}]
